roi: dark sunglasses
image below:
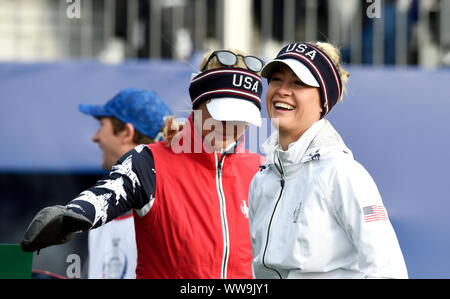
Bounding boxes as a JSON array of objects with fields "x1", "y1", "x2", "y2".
[{"x1": 201, "y1": 50, "x2": 265, "y2": 73}]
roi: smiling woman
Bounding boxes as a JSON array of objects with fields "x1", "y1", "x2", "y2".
[
  {"x1": 248, "y1": 41, "x2": 408, "y2": 279},
  {"x1": 262, "y1": 42, "x2": 349, "y2": 150},
  {"x1": 265, "y1": 64, "x2": 323, "y2": 150}
]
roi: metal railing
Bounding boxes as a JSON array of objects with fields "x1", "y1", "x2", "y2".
[{"x1": 0, "y1": 0, "x2": 448, "y2": 67}]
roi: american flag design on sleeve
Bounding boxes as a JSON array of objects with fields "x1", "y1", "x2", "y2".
[
  {"x1": 363, "y1": 205, "x2": 388, "y2": 223},
  {"x1": 66, "y1": 145, "x2": 157, "y2": 229}
]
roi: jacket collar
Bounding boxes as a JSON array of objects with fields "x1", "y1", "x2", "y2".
[{"x1": 261, "y1": 119, "x2": 352, "y2": 168}]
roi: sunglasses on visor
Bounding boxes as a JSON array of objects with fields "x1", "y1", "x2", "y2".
[{"x1": 201, "y1": 50, "x2": 265, "y2": 73}]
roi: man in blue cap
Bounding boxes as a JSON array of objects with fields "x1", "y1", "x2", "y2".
[
  {"x1": 79, "y1": 88, "x2": 171, "y2": 170},
  {"x1": 78, "y1": 87, "x2": 171, "y2": 278}
]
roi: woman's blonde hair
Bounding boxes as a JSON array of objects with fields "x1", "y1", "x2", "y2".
[
  {"x1": 199, "y1": 49, "x2": 250, "y2": 71},
  {"x1": 312, "y1": 41, "x2": 350, "y2": 101},
  {"x1": 162, "y1": 49, "x2": 254, "y2": 146},
  {"x1": 162, "y1": 115, "x2": 185, "y2": 145}
]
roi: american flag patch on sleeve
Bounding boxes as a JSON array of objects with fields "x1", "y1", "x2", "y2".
[{"x1": 363, "y1": 205, "x2": 388, "y2": 223}]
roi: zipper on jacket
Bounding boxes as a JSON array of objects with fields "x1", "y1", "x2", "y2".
[
  {"x1": 262, "y1": 151, "x2": 285, "y2": 279},
  {"x1": 215, "y1": 152, "x2": 229, "y2": 279}
]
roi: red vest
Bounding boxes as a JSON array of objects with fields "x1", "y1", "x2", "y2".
[{"x1": 133, "y1": 115, "x2": 263, "y2": 278}]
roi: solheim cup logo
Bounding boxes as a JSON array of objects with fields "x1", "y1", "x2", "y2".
[{"x1": 240, "y1": 200, "x2": 249, "y2": 218}]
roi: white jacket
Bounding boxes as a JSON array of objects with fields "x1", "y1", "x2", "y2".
[{"x1": 249, "y1": 119, "x2": 408, "y2": 279}]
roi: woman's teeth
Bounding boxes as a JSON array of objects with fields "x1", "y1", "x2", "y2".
[{"x1": 274, "y1": 102, "x2": 295, "y2": 110}]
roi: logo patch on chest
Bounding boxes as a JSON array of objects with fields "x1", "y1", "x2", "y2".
[{"x1": 240, "y1": 200, "x2": 249, "y2": 218}]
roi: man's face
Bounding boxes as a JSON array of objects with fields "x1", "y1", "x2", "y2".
[
  {"x1": 91, "y1": 117, "x2": 125, "y2": 170},
  {"x1": 194, "y1": 101, "x2": 248, "y2": 151}
]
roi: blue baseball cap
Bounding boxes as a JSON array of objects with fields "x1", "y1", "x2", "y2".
[{"x1": 79, "y1": 88, "x2": 172, "y2": 140}]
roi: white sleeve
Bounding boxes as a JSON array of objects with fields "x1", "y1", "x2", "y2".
[
  {"x1": 331, "y1": 160, "x2": 408, "y2": 279},
  {"x1": 248, "y1": 177, "x2": 256, "y2": 223},
  {"x1": 248, "y1": 176, "x2": 256, "y2": 279}
]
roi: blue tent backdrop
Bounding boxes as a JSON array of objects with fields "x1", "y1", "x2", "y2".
[{"x1": 0, "y1": 60, "x2": 449, "y2": 278}]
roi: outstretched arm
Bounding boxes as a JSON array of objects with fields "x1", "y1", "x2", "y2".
[{"x1": 21, "y1": 144, "x2": 156, "y2": 252}]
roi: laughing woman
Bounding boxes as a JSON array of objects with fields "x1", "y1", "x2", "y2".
[{"x1": 248, "y1": 42, "x2": 408, "y2": 279}]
